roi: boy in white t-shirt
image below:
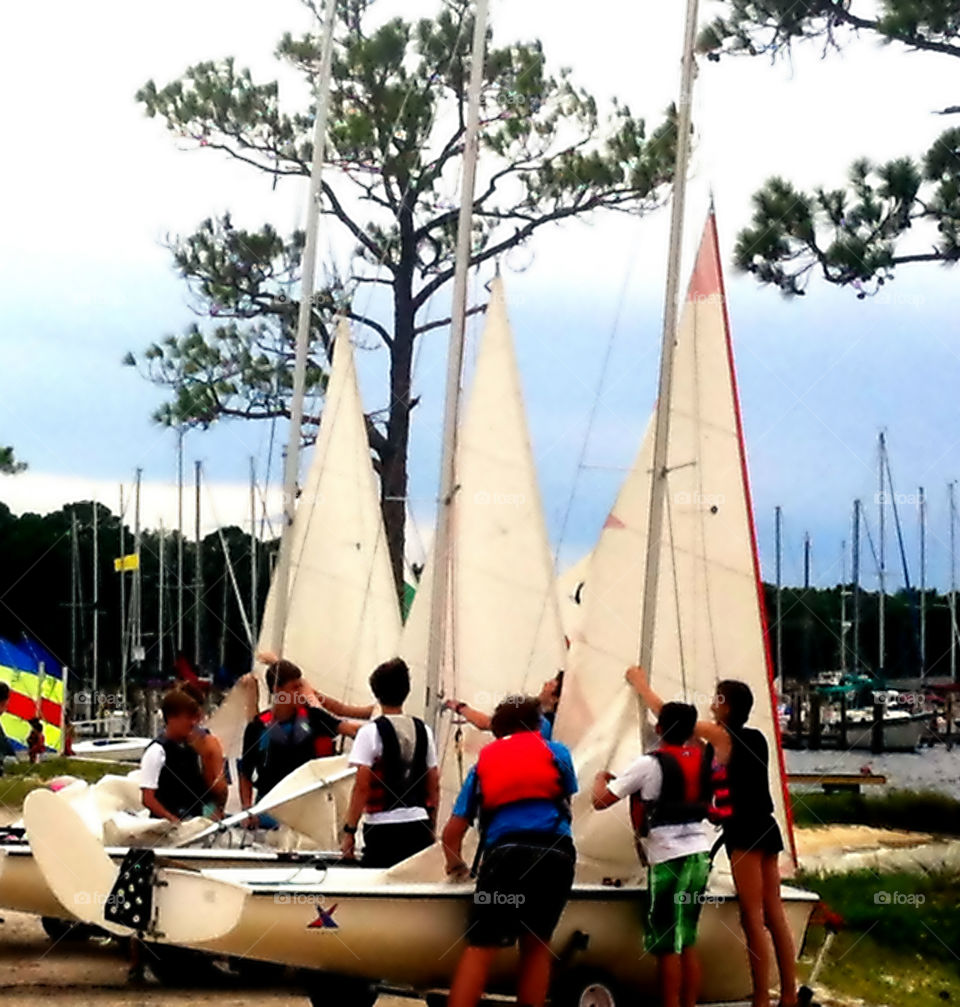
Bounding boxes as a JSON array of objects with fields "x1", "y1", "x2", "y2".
[
  {"x1": 592, "y1": 702, "x2": 716, "y2": 1007},
  {"x1": 341, "y1": 658, "x2": 439, "y2": 868}
]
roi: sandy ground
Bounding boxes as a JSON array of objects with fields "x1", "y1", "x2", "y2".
[{"x1": 0, "y1": 910, "x2": 411, "y2": 1006}]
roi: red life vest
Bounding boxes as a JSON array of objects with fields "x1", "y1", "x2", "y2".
[
  {"x1": 256, "y1": 707, "x2": 337, "y2": 759},
  {"x1": 365, "y1": 716, "x2": 429, "y2": 815},
  {"x1": 629, "y1": 742, "x2": 713, "y2": 838},
  {"x1": 475, "y1": 731, "x2": 564, "y2": 813},
  {"x1": 708, "y1": 758, "x2": 732, "y2": 825}
]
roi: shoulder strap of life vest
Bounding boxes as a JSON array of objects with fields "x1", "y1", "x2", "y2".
[{"x1": 371, "y1": 716, "x2": 428, "y2": 811}]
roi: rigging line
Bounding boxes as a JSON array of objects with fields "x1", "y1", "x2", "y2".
[
  {"x1": 202, "y1": 481, "x2": 255, "y2": 650},
  {"x1": 517, "y1": 227, "x2": 646, "y2": 682}
]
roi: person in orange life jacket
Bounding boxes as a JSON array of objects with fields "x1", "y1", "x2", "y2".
[
  {"x1": 175, "y1": 681, "x2": 228, "y2": 819},
  {"x1": 442, "y1": 696, "x2": 577, "y2": 1007},
  {"x1": 341, "y1": 658, "x2": 439, "y2": 868},
  {"x1": 442, "y1": 673, "x2": 563, "y2": 739},
  {"x1": 139, "y1": 690, "x2": 207, "y2": 822},
  {"x1": 239, "y1": 660, "x2": 366, "y2": 828},
  {"x1": 627, "y1": 667, "x2": 798, "y2": 1007},
  {"x1": 592, "y1": 702, "x2": 714, "y2": 1007}
]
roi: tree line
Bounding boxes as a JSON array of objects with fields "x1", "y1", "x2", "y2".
[{"x1": 0, "y1": 499, "x2": 949, "y2": 696}]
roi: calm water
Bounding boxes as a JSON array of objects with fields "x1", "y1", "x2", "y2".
[{"x1": 786, "y1": 748, "x2": 960, "y2": 800}]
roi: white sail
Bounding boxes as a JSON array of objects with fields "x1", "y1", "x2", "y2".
[
  {"x1": 210, "y1": 321, "x2": 402, "y2": 755},
  {"x1": 403, "y1": 278, "x2": 567, "y2": 812},
  {"x1": 556, "y1": 212, "x2": 795, "y2": 876}
]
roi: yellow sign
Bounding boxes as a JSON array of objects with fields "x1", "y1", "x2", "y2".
[{"x1": 113, "y1": 553, "x2": 140, "y2": 573}]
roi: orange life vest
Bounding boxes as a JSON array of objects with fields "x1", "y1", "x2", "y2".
[{"x1": 475, "y1": 731, "x2": 565, "y2": 813}]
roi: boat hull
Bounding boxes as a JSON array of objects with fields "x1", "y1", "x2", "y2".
[{"x1": 190, "y1": 870, "x2": 816, "y2": 1003}]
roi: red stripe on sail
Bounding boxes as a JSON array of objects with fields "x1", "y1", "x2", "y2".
[
  {"x1": 6, "y1": 691, "x2": 38, "y2": 721},
  {"x1": 708, "y1": 209, "x2": 799, "y2": 872},
  {"x1": 40, "y1": 698, "x2": 62, "y2": 727},
  {"x1": 603, "y1": 513, "x2": 626, "y2": 530}
]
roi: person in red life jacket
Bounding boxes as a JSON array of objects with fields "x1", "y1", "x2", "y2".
[
  {"x1": 26, "y1": 718, "x2": 45, "y2": 763},
  {"x1": 140, "y1": 690, "x2": 207, "y2": 822},
  {"x1": 441, "y1": 696, "x2": 577, "y2": 1007},
  {"x1": 340, "y1": 658, "x2": 439, "y2": 867},
  {"x1": 442, "y1": 672, "x2": 563, "y2": 740},
  {"x1": 627, "y1": 666, "x2": 798, "y2": 1007},
  {"x1": 239, "y1": 660, "x2": 364, "y2": 828},
  {"x1": 592, "y1": 702, "x2": 715, "y2": 1007}
]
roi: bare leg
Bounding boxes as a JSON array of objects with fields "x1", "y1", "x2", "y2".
[
  {"x1": 658, "y1": 951, "x2": 682, "y2": 1007},
  {"x1": 680, "y1": 947, "x2": 701, "y2": 1007},
  {"x1": 448, "y1": 946, "x2": 498, "y2": 1007},
  {"x1": 516, "y1": 935, "x2": 554, "y2": 1007},
  {"x1": 761, "y1": 854, "x2": 798, "y2": 1007},
  {"x1": 730, "y1": 849, "x2": 772, "y2": 1007}
]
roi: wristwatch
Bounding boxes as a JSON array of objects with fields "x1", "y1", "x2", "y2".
[{"x1": 342, "y1": 823, "x2": 358, "y2": 835}]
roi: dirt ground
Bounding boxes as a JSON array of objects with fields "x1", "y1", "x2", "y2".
[{"x1": 0, "y1": 910, "x2": 411, "y2": 1006}]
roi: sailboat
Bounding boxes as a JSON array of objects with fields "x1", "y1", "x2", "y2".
[
  {"x1": 0, "y1": 323, "x2": 401, "y2": 914},
  {"x1": 20, "y1": 235, "x2": 816, "y2": 1005}
]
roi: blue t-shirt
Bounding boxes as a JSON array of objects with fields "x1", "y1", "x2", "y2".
[
  {"x1": 452, "y1": 737, "x2": 578, "y2": 848},
  {"x1": 539, "y1": 714, "x2": 554, "y2": 740}
]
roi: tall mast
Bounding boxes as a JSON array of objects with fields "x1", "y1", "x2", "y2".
[
  {"x1": 92, "y1": 500, "x2": 99, "y2": 704},
  {"x1": 877, "y1": 432, "x2": 886, "y2": 677},
  {"x1": 423, "y1": 0, "x2": 491, "y2": 730},
  {"x1": 158, "y1": 521, "x2": 165, "y2": 677},
  {"x1": 919, "y1": 485, "x2": 926, "y2": 677},
  {"x1": 70, "y1": 511, "x2": 79, "y2": 672},
  {"x1": 133, "y1": 467, "x2": 143, "y2": 679},
  {"x1": 637, "y1": 0, "x2": 701, "y2": 741},
  {"x1": 118, "y1": 484, "x2": 126, "y2": 717},
  {"x1": 250, "y1": 456, "x2": 258, "y2": 640},
  {"x1": 840, "y1": 540, "x2": 848, "y2": 675},
  {"x1": 194, "y1": 460, "x2": 202, "y2": 668},
  {"x1": 803, "y1": 531, "x2": 811, "y2": 590},
  {"x1": 852, "y1": 499, "x2": 861, "y2": 676},
  {"x1": 774, "y1": 505, "x2": 783, "y2": 695},
  {"x1": 272, "y1": 0, "x2": 339, "y2": 655},
  {"x1": 950, "y1": 481, "x2": 957, "y2": 683},
  {"x1": 177, "y1": 427, "x2": 184, "y2": 652}
]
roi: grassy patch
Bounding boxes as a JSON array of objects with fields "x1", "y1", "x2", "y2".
[
  {"x1": 798, "y1": 869, "x2": 960, "y2": 1005},
  {"x1": 0, "y1": 756, "x2": 126, "y2": 811},
  {"x1": 802, "y1": 927, "x2": 960, "y2": 1007},
  {"x1": 791, "y1": 788, "x2": 960, "y2": 836}
]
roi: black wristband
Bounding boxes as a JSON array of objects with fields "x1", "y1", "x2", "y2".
[{"x1": 342, "y1": 823, "x2": 358, "y2": 835}]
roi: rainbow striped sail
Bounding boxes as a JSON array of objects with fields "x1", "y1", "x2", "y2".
[{"x1": 0, "y1": 638, "x2": 65, "y2": 752}]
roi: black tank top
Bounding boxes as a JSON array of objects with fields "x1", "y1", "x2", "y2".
[
  {"x1": 148, "y1": 736, "x2": 206, "y2": 820},
  {"x1": 725, "y1": 725, "x2": 774, "y2": 825}
]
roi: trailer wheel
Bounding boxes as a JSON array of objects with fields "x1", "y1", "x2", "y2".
[
  {"x1": 553, "y1": 969, "x2": 627, "y2": 1007},
  {"x1": 305, "y1": 973, "x2": 378, "y2": 1007},
  {"x1": 40, "y1": 917, "x2": 94, "y2": 942}
]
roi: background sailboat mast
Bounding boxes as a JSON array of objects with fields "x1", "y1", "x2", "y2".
[
  {"x1": 271, "y1": 0, "x2": 339, "y2": 655},
  {"x1": 177, "y1": 427, "x2": 184, "y2": 653},
  {"x1": 636, "y1": 0, "x2": 701, "y2": 736},
  {"x1": 878, "y1": 432, "x2": 886, "y2": 677},
  {"x1": 950, "y1": 481, "x2": 957, "y2": 682},
  {"x1": 919, "y1": 485, "x2": 926, "y2": 676},
  {"x1": 194, "y1": 460, "x2": 202, "y2": 667},
  {"x1": 92, "y1": 499, "x2": 99, "y2": 704},
  {"x1": 423, "y1": 0, "x2": 490, "y2": 730},
  {"x1": 775, "y1": 505, "x2": 783, "y2": 695},
  {"x1": 250, "y1": 456, "x2": 258, "y2": 640}
]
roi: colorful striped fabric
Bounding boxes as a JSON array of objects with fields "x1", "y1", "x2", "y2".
[{"x1": 0, "y1": 638, "x2": 64, "y2": 752}]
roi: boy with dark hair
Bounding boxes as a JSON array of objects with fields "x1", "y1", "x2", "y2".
[
  {"x1": 627, "y1": 667, "x2": 798, "y2": 1007},
  {"x1": 240, "y1": 659, "x2": 363, "y2": 827},
  {"x1": 443, "y1": 673, "x2": 563, "y2": 739},
  {"x1": 442, "y1": 695, "x2": 578, "y2": 1007},
  {"x1": 176, "y1": 681, "x2": 228, "y2": 819},
  {"x1": 140, "y1": 690, "x2": 207, "y2": 822},
  {"x1": 341, "y1": 658, "x2": 439, "y2": 867},
  {"x1": 592, "y1": 701, "x2": 715, "y2": 1007}
]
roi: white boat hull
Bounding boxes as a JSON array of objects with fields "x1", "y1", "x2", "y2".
[
  {"x1": 73, "y1": 737, "x2": 152, "y2": 762},
  {"x1": 188, "y1": 867, "x2": 816, "y2": 1003},
  {"x1": 829, "y1": 714, "x2": 929, "y2": 752}
]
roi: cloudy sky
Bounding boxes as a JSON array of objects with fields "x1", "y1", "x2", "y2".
[{"x1": 1, "y1": 0, "x2": 958, "y2": 590}]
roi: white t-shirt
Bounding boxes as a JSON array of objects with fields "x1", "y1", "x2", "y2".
[
  {"x1": 349, "y1": 717, "x2": 438, "y2": 825},
  {"x1": 139, "y1": 743, "x2": 166, "y2": 790},
  {"x1": 608, "y1": 753, "x2": 716, "y2": 865}
]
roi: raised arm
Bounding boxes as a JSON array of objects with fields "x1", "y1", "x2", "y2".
[
  {"x1": 443, "y1": 698, "x2": 492, "y2": 732},
  {"x1": 625, "y1": 665, "x2": 730, "y2": 753}
]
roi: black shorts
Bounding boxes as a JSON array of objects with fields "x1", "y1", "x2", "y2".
[
  {"x1": 362, "y1": 819, "x2": 434, "y2": 869},
  {"x1": 723, "y1": 815, "x2": 784, "y2": 857},
  {"x1": 467, "y1": 833, "x2": 576, "y2": 948}
]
